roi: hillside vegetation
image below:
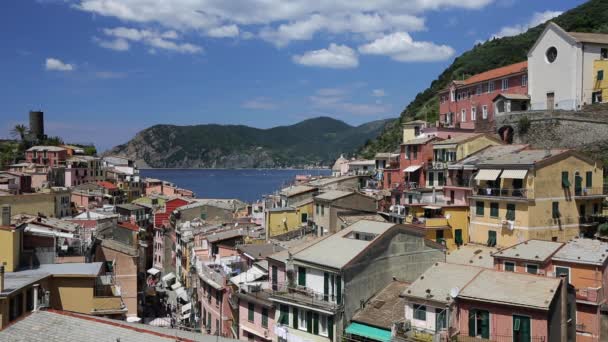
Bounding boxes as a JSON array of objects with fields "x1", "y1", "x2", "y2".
[
  {"x1": 107, "y1": 117, "x2": 392, "y2": 168},
  {"x1": 360, "y1": 0, "x2": 608, "y2": 157}
]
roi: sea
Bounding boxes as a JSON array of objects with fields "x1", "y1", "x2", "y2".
[{"x1": 140, "y1": 168, "x2": 331, "y2": 203}]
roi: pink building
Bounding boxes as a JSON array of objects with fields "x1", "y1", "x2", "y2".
[
  {"x1": 438, "y1": 61, "x2": 528, "y2": 130},
  {"x1": 25, "y1": 146, "x2": 67, "y2": 167},
  {"x1": 198, "y1": 262, "x2": 235, "y2": 337},
  {"x1": 236, "y1": 291, "x2": 275, "y2": 342}
]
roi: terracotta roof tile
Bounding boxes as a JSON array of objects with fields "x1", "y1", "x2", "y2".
[
  {"x1": 97, "y1": 181, "x2": 118, "y2": 190},
  {"x1": 118, "y1": 221, "x2": 140, "y2": 232},
  {"x1": 463, "y1": 61, "x2": 527, "y2": 86}
]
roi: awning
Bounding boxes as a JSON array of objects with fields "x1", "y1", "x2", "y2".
[
  {"x1": 171, "y1": 282, "x2": 183, "y2": 290},
  {"x1": 345, "y1": 322, "x2": 392, "y2": 342},
  {"x1": 403, "y1": 165, "x2": 422, "y2": 173},
  {"x1": 422, "y1": 205, "x2": 441, "y2": 210},
  {"x1": 162, "y1": 272, "x2": 176, "y2": 282},
  {"x1": 147, "y1": 268, "x2": 160, "y2": 276},
  {"x1": 175, "y1": 287, "x2": 189, "y2": 301},
  {"x1": 475, "y1": 169, "x2": 502, "y2": 181},
  {"x1": 181, "y1": 303, "x2": 192, "y2": 313},
  {"x1": 180, "y1": 312, "x2": 191, "y2": 321},
  {"x1": 230, "y1": 266, "x2": 266, "y2": 285},
  {"x1": 25, "y1": 226, "x2": 74, "y2": 239},
  {"x1": 500, "y1": 169, "x2": 528, "y2": 179},
  {"x1": 147, "y1": 317, "x2": 171, "y2": 327}
]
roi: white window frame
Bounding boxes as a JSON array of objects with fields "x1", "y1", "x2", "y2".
[
  {"x1": 482, "y1": 105, "x2": 488, "y2": 119},
  {"x1": 298, "y1": 309, "x2": 307, "y2": 331},
  {"x1": 501, "y1": 78, "x2": 508, "y2": 90},
  {"x1": 554, "y1": 265, "x2": 571, "y2": 283},
  {"x1": 319, "y1": 314, "x2": 329, "y2": 337},
  {"x1": 488, "y1": 81, "x2": 494, "y2": 93},
  {"x1": 461, "y1": 109, "x2": 466, "y2": 122},
  {"x1": 471, "y1": 106, "x2": 477, "y2": 121},
  {"x1": 522, "y1": 75, "x2": 528, "y2": 87},
  {"x1": 450, "y1": 89, "x2": 455, "y2": 102},
  {"x1": 525, "y1": 263, "x2": 539, "y2": 274},
  {"x1": 503, "y1": 261, "x2": 516, "y2": 272}
]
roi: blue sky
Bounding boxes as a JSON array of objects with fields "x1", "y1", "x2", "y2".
[{"x1": 0, "y1": 0, "x2": 584, "y2": 150}]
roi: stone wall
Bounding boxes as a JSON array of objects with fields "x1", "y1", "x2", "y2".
[{"x1": 495, "y1": 104, "x2": 608, "y2": 165}]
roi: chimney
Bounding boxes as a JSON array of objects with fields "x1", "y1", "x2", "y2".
[
  {"x1": 1, "y1": 204, "x2": 10, "y2": 226},
  {"x1": 0, "y1": 265, "x2": 4, "y2": 293}
]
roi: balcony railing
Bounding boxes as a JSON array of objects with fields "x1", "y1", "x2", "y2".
[
  {"x1": 269, "y1": 283, "x2": 342, "y2": 311},
  {"x1": 392, "y1": 182, "x2": 419, "y2": 192},
  {"x1": 91, "y1": 296, "x2": 127, "y2": 314},
  {"x1": 405, "y1": 216, "x2": 449, "y2": 228},
  {"x1": 454, "y1": 334, "x2": 547, "y2": 342},
  {"x1": 473, "y1": 188, "x2": 533, "y2": 199},
  {"x1": 575, "y1": 287, "x2": 604, "y2": 304},
  {"x1": 573, "y1": 187, "x2": 607, "y2": 197}
]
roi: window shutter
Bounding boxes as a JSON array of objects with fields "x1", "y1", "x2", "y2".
[
  {"x1": 336, "y1": 275, "x2": 342, "y2": 305},
  {"x1": 586, "y1": 171, "x2": 593, "y2": 188},
  {"x1": 323, "y1": 272, "x2": 329, "y2": 301},
  {"x1": 481, "y1": 311, "x2": 490, "y2": 339},
  {"x1": 313, "y1": 313, "x2": 319, "y2": 335},
  {"x1": 328, "y1": 316, "x2": 334, "y2": 341},
  {"x1": 468, "y1": 311, "x2": 476, "y2": 337},
  {"x1": 248, "y1": 302, "x2": 255, "y2": 322},
  {"x1": 262, "y1": 308, "x2": 268, "y2": 328},
  {"x1": 306, "y1": 311, "x2": 313, "y2": 333},
  {"x1": 298, "y1": 267, "x2": 306, "y2": 286},
  {"x1": 292, "y1": 307, "x2": 298, "y2": 329},
  {"x1": 561, "y1": 171, "x2": 570, "y2": 187}
]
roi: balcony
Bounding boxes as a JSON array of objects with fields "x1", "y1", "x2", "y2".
[
  {"x1": 575, "y1": 287, "x2": 604, "y2": 305},
  {"x1": 392, "y1": 182, "x2": 419, "y2": 192},
  {"x1": 453, "y1": 335, "x2": 547, "y2": 342},
  {"x1": 269, "y1": 283, "x2": 342, "y2": 312},
  {"x1": 573, "y1": 187, "x2": 607, "y2": 199},
  {"x1": 405, "y1": 215, "x2": 449, "y2": 228},
  {"x1": 471, "y1": 188, "x2": 533, "y2": 201}
]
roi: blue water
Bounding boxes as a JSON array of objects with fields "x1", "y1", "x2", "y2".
[{"x1": 140, "y1": 169, "x2": 331, "y2": 202}]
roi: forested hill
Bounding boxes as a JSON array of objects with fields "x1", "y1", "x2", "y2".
[
  {"x1": 107, "y1": 117, "x2": 392, "y2": 168},
  {"x1": 360, "y1": 0, "x2": 608, "y2": 158}
]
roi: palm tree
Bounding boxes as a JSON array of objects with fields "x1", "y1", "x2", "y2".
[{"x1": 10, "y1": 124, "x2": 28, "y2": 141}]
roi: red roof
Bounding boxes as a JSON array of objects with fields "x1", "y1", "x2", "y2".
[
  {"x1": 463, "y1": 61, "x2": 527, "y2": 86},
  {"x1": 97, "y1": 181, "x2": 118, "y2": 190},
  {"x1": 118, "y1": 221, "x2": 140, "y2": 232}
]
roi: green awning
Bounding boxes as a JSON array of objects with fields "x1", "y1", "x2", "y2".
[{"x1": 345, "y1": 322, "x2": 392, "y2": 342}]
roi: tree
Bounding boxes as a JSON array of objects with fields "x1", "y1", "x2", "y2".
[{"x1": 10, "y1": 124, "x2": 28, "y2": 141}]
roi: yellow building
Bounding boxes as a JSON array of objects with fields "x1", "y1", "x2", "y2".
[
  {"x1": 469, "y1": 149, "x2": 604, "y2": 247},
  {"x1": 402, "y1": 120, "x2": 427, "y2": 143},
  {"x1": 428, "y1": 133, "x2": 503, "y2": 188},
  {"x1": 592, "y1": 59, "x2": 608, "y2": 103},
  {"x1": 404, "y1": 205, "x2": 469, "y2": 251},
  {"x1": 265, "y1": 200, "x2": 313, "y2": 238}
]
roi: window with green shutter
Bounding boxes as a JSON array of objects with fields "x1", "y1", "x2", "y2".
[
  {"x1": 262, "y1": 307, "x2": 268, "y2": 328},
  {"x1": 513, "y1": 315, "x2": 531, "y2": 342},
  {"x1": 292, "y1": 307, "x2": 298, "y2": 329},
  {"x1": 506, "y1": 203, "x2": 515, "y2": 220},
  {"x1": 561, "y1": 171, "x2": 570, "y2": 187},
  {"x1": 327, "y1": 316, "x2": 334, "y2": 341},
  {"x1": 455, "y1": 229, "x2": 463, "y2": 246},
  {"x1": 279, "y1": 304, "x2": 289, "y2": 325},
  {"x1": 476, "y1": 201, "x2": 484, "y2": 216},
  {"x1": 598, "y1": 70, "x2": 604, "y2": 81},
  {"x1": 552, "y1": 202, "x2": 560, "y2": 218},
  {"x1": 413, "y1": 304, "x2": 426, "y2": 321},
  {"x1": 487, "y1": 230, "x2": 497, "y2": 247},
  {"x1": 323, "y1": 272, "x2": 329, "y2": 301},
  {"x1": 248, "y1": 302, "x2": 255, "y2": 322},
  {"x1": 586, "y1": 171, "x2": 593, "y2": 188},
  {"x1": 298, "y1": 267, "x2": 306, "y2": 286},
  {"x1": 490, "y1": 202, "x2": 499, "y2": 218},
  {"x1": 306, "y1": 311, "x2": 313, "y2": 333},
  {"x1": 313, "y1": 313, "x2": 319, "y2": 335},
  {"x1": 504, "y1": 261, "x2": 515, "y2": 272},
  {"x1": 336, "y1": 275, "x2": 342, "y2": 305},
  {"x1": 469, "y1": 310, "x2": 490, "y2": 338}
]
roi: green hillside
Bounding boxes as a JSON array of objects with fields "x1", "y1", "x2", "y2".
[{"x1": 360, "y1": 0, "x2": 608, "y2": 157}]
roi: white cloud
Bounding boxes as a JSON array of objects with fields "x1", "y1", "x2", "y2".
[
  {"x1": 207, "y1": 25, "x2": 240, "y2": 38},
  {"x1": 308, "y1": 87, "x2": 390, "y2": 115},
  {"x1": 73, "y1": 0, "x2": 492, "y2": 46},
  {"x1": 45, "y1": 58, "x2": 75, "y2": 71},
  {"x1": 493, "y1": 10, "x2": 562, "y2": 38},
  {"x1": 372, "y1": 89, "x2": 386, "y2": 97},
  {"x1": 94, "y1": 71, "x2": 127, "y2": 79},
  {"x1": 242, "y1": 97, "x2": 278, "y2": 110},
  {"x1": 293, "y1": 44, "x2": 358, "y2": 69},
  {"x1": 98, "y1": 26, "x2": 203, "y2": 53},
  {"x1": 358, "y1": 32, "x2": 455, "y2": 62}
]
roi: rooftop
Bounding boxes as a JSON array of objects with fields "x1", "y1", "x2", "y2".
[
  {"x1": 26, "y1": 146, "x2": 66, "y2": 152},
  {"x1": 97, "y1": 181, "x2": 118, "y2": 190},
  {"x1": 280, "y1": 185, "x2": 317, "y2": 197},
  {"x1": 568, "y1": 31, "x2": 608, "y2": 45},
  {"x1": 458, "y1": 269, "x2": 561, "y2": 310},
  {"x1": 448, "y1": 145, "x2": 529, "y2": 170},
  {"x1": 552, "y1": 238, "x2": 608, "y2": 266},
  {"x1": 314, "y1": 190, "x2": 353, "y2": 201},
  {"x1": 476, "y1": 149, "x2": 570, "y2": 168},
  {"x1": 403, "y1": 262, "x2": 483, "y2": 305},
  {"x1": 267, "y1": 236, "x2": 326, "y2": 264},
  {"x1": 117, "y1": 221, "x2": 140, "y2": 232},
  {"x1": 402, "y1": 136, "x2": 437, "y2": 145},
  {"x1": 206, "y1": 228, "x2": 246, "y2": 243},
  {"x1": 306, "y1": 175, "x2": 359, "y2": 187},
  {"x1": 237, "y1": 243, "x2": 286, "y2": 260},
  {"x1": 293, "y1": 220, "x2": 396, "y2": 269},
  {"x1": 493, "y1": 240, "x2": 564, "y2": 263},
  {"x1": 446, "y1": 244, "x2": 496, "y2": 269},
  {"x1": 352, "y1": 280, "x2": 410, "y2": 330},
  {"x1": 459, "y1": 61, "x2": 527, "y2": 87},
  {"x1": 115, "y1": 203, "x2": 144, "y2": 211},
  {"x1": 0, "y1": 310, "x2": 236, "y2": 342},
  {"x1": 338, "y1": 211, "x2": 387, "y2": 226},
  {"x1": 433, "y1": 133, "x2": 499, "y2": 146}
]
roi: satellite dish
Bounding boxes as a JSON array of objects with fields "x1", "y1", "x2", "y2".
[{"x1": 449, "y1": 287, "x2": 460, "y2": 298}]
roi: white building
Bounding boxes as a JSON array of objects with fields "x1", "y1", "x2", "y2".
[{"x1": 528, "y1": 22, "x2": 608, "y2": 110}]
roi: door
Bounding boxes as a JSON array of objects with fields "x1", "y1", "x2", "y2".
[
  {"x1": 546, "y1": 92, "x2": 555, "y2": 109},
  {"x1": 435, "y1": 308, "x2": 447, "y2": 332},
  {"x1": 513, "y1": 315, "x2": 531, "y2": 342}
]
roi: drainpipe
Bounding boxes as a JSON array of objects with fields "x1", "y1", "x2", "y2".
[
  {"x1": 560, "y1": 275, "x2": 568, "y2": 342},
  {"x1": 33, "y1": 284, "x2": 39, "y2": 311}
]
